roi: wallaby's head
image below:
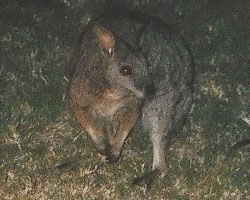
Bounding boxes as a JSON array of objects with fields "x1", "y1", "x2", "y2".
[{"x1": 94, "y1": 25, "x2": 149, "y2": 98}]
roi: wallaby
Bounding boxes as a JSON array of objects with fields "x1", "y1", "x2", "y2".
[{"x1": 69, "y1": 11, "x2": 194, "y2": 187}]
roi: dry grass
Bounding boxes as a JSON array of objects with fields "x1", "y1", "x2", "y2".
[{"x1": 0, "y1": 0, "x2": 249, "y2": 199}]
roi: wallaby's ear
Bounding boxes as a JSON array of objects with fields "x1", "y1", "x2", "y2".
[{"x1": 94, "y1": 25, "x2": 115, "y2": 56}]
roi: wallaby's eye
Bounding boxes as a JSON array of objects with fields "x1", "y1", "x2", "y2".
[{"x1": 120, "y1": 65, "x2": 133, "y2": 76}]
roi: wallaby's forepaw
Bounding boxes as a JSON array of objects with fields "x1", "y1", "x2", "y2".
[
  {"x1": 96, "y1": 143, "x2": 121, "y2": 164},
  {"x1": 104, "y1": 144, "x2": 122, "y2": 164},
  {"x1": 132, "y1": 169, "x2": 160, "y2": 190}
]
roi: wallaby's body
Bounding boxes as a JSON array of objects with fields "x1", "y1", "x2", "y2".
[{"x1": 69, "y1": 12, "x2": 194, "y2": 185}]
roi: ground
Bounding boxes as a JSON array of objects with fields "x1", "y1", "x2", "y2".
[{"x1": 0, "y1": 0, "x2": 249, "y2": 199}]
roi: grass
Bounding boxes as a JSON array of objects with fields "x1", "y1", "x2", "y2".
[{"x1": 0, "y1": 0, "x2": 249, "y2": 199}]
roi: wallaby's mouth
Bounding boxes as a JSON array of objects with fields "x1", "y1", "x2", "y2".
[
  {"x1": 114, "y1": 83, "x2": 144, "y2": 99},
  {"x1": 129, "y1": 82, "x2": 156, "y2": 99},
  {"x1": 129, "y1": 86, "x2": 144, "y2": 98}
]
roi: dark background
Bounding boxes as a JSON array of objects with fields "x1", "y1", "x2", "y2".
[{"x1": 0, "y1": 0, "x2": 249, "y2": 199}]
